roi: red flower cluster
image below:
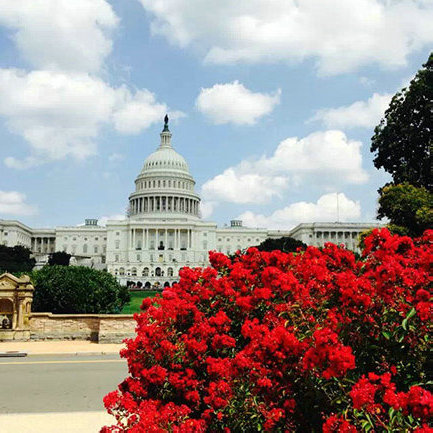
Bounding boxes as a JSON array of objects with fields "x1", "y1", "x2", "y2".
[{"x1": 102, "y1": 229, "x2": 432, "y2": 432}]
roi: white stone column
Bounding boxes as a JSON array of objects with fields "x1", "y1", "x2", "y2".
[
  {"x1": 156, "y1": 229, "x2": 159, "y2": 249},
  {"x1": 165, "y1": 229, "x2": 168, "y2": 248}
]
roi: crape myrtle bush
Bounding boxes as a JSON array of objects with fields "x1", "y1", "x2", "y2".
[
  {"x1": 102, "y1": 229, "x2": 432, "y2": 432},
  {"x1": 32, "y1": 265, "x2": 130, "y2": 314}
]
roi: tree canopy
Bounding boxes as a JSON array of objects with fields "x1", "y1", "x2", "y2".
[
  {"x1": 0, "y1": 245, "x2": 35, "y2": 273},
  {"x1": 377, "y1": 183, "x2": 433, "y2": 237},
  {"x1": 48, "y1": 251, "x2": 71, "y2": 266},
  {"x1": 256, "y1": 237, "x2": 307, "y2": 253},
  {"x1": 371, "y1": 53, "x2": 432, "y2": 191},
  {"x1": 32, "y1": 266, "x2": 130, "y2": 314}
]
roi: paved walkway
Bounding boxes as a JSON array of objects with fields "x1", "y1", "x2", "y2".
[
  {"x1": 0, "y1": 340, "x2": 124, "y2": 356},
  {"x1": 0, "y1": 411, "x2": 115, "y2": 432}
]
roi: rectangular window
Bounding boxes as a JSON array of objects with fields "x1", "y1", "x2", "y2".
[
  {"x1": 115, "y1": 254, "x2": 119, "y2": 262},
  {"x1": 137, "y1": 254, "x2": 141, "y2": 261},
  {"x1": 94, "y1": 246, "x2": 98, "y2": 253},
  {"x1": 115, "y1": 240, "x2": 120, "y2": 249}
]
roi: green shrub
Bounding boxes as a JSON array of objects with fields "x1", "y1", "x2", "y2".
[{"x1": 32, "y1": 265, "x2": 130, "y2": 314}]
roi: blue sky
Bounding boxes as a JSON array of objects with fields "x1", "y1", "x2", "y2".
[{"x1": 0, "y1": 0, "x2": 431, "y2": 229}]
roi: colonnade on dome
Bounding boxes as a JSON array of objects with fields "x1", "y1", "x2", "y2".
[{"x1": 129, "y1": 196, "x2": 199, "y2": 216}]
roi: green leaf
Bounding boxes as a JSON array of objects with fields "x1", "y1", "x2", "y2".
[
  {"x1": 402, "y1": 307, "x2": 416, "y2": 330},
  {"x1": 382, "y1": 330, "x2": 391, "y2": 340}
]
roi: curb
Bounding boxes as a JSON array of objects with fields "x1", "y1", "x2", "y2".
[
  {"x1": 27, "y1": 351, "x2": 121, "y2": 357},
  {"x1": 0, "y1": 351, "x2": 27, "y2": 358}
]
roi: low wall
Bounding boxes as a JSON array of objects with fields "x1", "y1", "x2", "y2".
[{"x1": 29, "y1": 313, "x2": 136, "y2": 343}]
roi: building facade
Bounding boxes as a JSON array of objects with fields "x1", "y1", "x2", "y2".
[{"x1": 0, "y1": 118, "x2": 382, "y2": 288}]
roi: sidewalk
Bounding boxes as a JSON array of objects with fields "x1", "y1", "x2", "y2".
[
  {"x1": 0, "y1": 340, "x2": 125, "y2": 356},
  {"x1": 0, "y1": 411, "x2": 114, "y2": 433}
]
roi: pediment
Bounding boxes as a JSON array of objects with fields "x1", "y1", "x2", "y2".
[{"x1": 0, "y1": 273, "x2": 33, "y2": 292}]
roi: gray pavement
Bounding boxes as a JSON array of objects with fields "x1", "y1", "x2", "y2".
[{"x1": 0, "y1": 354, "x2": 128, "y2": 414}]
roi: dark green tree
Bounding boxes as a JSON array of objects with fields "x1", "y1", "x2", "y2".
[
  {"x1": 48, "y1": 251, "x2": 71, "y2": 266},
  {"x1": 371, "y1": 53, "x2": 432, "y2": 191},
  {"x1": 0, "y1": 245, "x2": 35, "y2": 273},
  {"x1": 377, "y1": 183, "x2": 433, "y2": 237},
  {"x1": 256, "y1": 237, "x2": 307, "y2": 253},
  {"x1": 32, "y1": 266, "x2": 130, "y2": 314}
]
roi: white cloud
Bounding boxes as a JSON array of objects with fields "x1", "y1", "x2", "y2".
[
  {"x1": 138, "y1": 0, "x2": 433, "y2": 75},
  {"x1": 239, "y1": 193, "x2": 361, "y2": 230},
  {"x1": 199, "y1": 201, "x2": 217, "y2": 219},
  {"x1": 359, "y1": 77, "x2": 376, "y2": 87},
  {"x1": 196, "y1": 81, "x2": 280, "y2": 125},
  {"x1": 202, "y1": 130, "x2": 368, "y2": 204},
  {"x1": 108, "y1": 153, "x2": 125, "y2": 162},
  {"x1": 0, "y1": 190, "x2": 36, "y2": 216},
  {"x1": 0, "y1": 0, "x2": 118, "y2": 73},
  {"x1": 113, "y1": 86, "x2": 185, "y2": 134},
  {"x1": 311, "y1": 93, "x2": 392, "y2": 129},
  {"x1": 202, "y1": 168, "x2": 288, "y2": 204},
  {"x1": 0, "y1": 69, "x2": 179, "y2": 168},
  {"x1": 98, "y1": 214, "x2": 126, "y2": 226}
]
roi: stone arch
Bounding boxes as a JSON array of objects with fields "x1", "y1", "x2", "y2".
[
  {"x1": 164, "y1": 281, "x2": 170, "y2": 288},
  {"x1": 167, "y1": 267, "x2": 174, "y2": 277},
  {"x1": 0, "y1": 299, "x2": 13, "y2": 329},
  {"x1": 144, "y1": 281, "x2": 151, "y2": 289},
  {"x1": 0, "y1": 299, "x2": 13, "y2": 314},
  {"x1": 155, "y1": 267, "x2": 162, "y2": 277},
  {"x1": 142, "y1": 267, "x2": 149, "y2": 277}
]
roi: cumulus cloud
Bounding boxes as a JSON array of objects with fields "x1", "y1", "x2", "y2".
[
  {"x1": 199, "y1": 201, "x2": 217, "y2": 219},
  {"x1": 0, "y1": 69, "x2": 180, "y2": 168},
  {"x1": 202, "y1": 168, "x2": 288, "y2": 204},
  {"x1": 196, "y1": 81, "x2": 280, "y2": 125},
  {"x1": 0, "y1": 0, "x2": 118, "y2": 73},
  {"x1": 0, "y1": 190, "x2": 36, "y2": 216},
  {"x1": 239, "y1": 193, "x2": 361, "y2": 230},
  {"x1": 98, "y1": 214, "x2": 126, "y2": 226},
  {"x1": 311, "y1": 93, "x2": 392, "y2": 129},
  {"x1": 113, "y1": 87, "x2": 185, "y2": 134},
  {"x1": 202, "y1": 130, "x2": 368, "y2": 204},
  {"x1": 138, "y1": 0, "x2": 433, "y2": 75}
]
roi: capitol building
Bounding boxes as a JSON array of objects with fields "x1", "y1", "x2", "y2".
[{"x1": 0, "y1": 118, "x2": 378, "y2": 288}]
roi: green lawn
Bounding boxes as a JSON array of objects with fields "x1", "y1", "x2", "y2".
[{"x1": 121, "y1": 290, "x2": 159, "y2": 314}]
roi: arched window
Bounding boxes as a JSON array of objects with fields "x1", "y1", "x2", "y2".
[
  {"x1": 142, "y1": 267, "x2": 149, "y2": 277},
  {"x1": 131, "y1": 267, "x2": 137, "y2": 276},
  {"x1": 155, "y1": 267, "x2": 162, "y2": 277},
  {"x1": 167, "y1": 267, "x2": 174, "y2": 277},
  {"x1": 114, "y1": 269, "x2": 119, "y2": 275},
  {"x1": 119, "y1": 267, "x2": 125, "y2": 276}
]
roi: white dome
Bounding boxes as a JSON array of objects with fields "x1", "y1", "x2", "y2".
[
  {"x1": 141, "y1": 146, "x2": 190, "y2": 175},
  {"x1": 129, "y1": 117, "x2": 201, "y2": 220}
]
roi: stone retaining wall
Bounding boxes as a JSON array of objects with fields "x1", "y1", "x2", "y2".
[{"x1": 29, "y1": 313, "x2": 136, "y2": 343}]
